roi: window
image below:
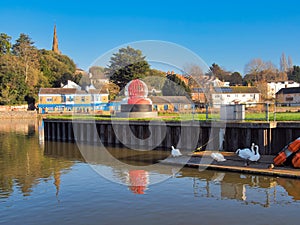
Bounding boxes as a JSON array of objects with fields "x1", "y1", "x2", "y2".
[
  {"x1": 227, "y1": 95, "x2": 230, "y2": 97},
  {"x1": 214, "y1": 95, "x2": 220, "y2": 98},
  {"x1": 68, "y1": 96, "x2": 74, "y2": 101},
  {"x1": 81, "y1": 97, "x2": 85, "y2": 102},
  {"x1": 46, "y1": 97, "x2": 52, "y2": 102}
]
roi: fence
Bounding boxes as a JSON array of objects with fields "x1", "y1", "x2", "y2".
[{"x1": 193, "y1": 102, "x2": 300, "y2": 122}]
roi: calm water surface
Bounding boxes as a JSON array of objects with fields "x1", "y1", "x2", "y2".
[{"x1": 0, "y1": 119, "x2": 300, "y2": 225}]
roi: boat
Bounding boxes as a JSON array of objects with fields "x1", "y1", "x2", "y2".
[{"x1": 274, "y1": 137, "x2": 300, "y2": 168}]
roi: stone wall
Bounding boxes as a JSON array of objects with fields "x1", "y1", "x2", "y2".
[{"x1": 0, "y1": 111, "x2": 37, "y2": 119}]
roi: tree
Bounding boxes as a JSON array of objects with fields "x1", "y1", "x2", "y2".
[
  {"x1": 209, "y1": 63, "x2": 230, "y2": 80},
  {"x1": 244, "y1": 58, "x2": 265, "y2": 82},
  {"x1": 280, "y1": 52, "x2": 288, "y2": 72},
  {"x1": 89, "y1": 66, "x2": 105, "y2": 78},
  {"x1": 108, "y1": 46, "x2": 150, "y2": 91},
  {"x1": 288, "y1": 56, "x2": 293, "y2": 72},
  {"x1": 184, "y1": 64, "x2": 205, "y2": 88},
  {"x1": 11, "y1": 34, "x2": 40, "y2": 85},
  {"x1": 228, "y1": 72, "x2": 243, "y2": 85},
  {"x1": 143, "y1": 69, "x2": 166, "y2": 93},
  {"x1": 0, "y1": 33, "x2": 11, "y2": 55},
  {"x1": 162, "y1": 73, "x2": 191, "y2": 97},
  {"x1": 39, "y1": 49, "x2": 76, "y2": 87},
  {"x1": 0, "y1": 56, "x2": 29, "y2": 105},
  {"x1": 288, "y1": 65, "x2": 300, "y2": 82}
]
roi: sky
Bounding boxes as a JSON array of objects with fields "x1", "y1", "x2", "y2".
[{"x1": 1, "y1": 0, "x2": 300, "y2": 75}]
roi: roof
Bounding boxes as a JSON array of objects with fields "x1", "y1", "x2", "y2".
[
  {"x1": 88, "y1": 89, "x2": 109, "y2": 94},
  {"x1": 39, "y1": 88, "x2": 77, "y2": 95},
  {"x1": 214, "y1": 86, "x2": 260, "y2": 94},
  {"x1": 149, "y1": 96, "x2": 192, "y2": 104},
  {"x1": 39, "y1": 88, "x2": 108, "y2": 95},
  {"x1": 276, "y1": 87, "x2": 300, "y2": 95},
  {"x1": 192, "y1": 88, "x2": 205, "y2": 93}
]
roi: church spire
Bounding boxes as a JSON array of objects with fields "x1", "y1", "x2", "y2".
[{"x1": 52, "y1": 24, "x2": 60, "y2": 54}]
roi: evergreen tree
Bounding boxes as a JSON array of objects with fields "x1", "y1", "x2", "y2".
[
  {"x1": 162, "y1": 73, "x2": 191, "y2": 97},
  {"x1": 0, "y1": 33, "x2": 11, "y2": 55},
  {"x1": 108, "y1": 46, "x2": 150, "y2": 91}
]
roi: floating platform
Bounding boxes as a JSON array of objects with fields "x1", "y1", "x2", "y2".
[{"x1": 160, "y1": 151, "x2": 300, "y2": 179}]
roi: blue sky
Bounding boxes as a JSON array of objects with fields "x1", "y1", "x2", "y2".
[{"x1": 1, "y1": 0, "x2": 300, "y2": 75}]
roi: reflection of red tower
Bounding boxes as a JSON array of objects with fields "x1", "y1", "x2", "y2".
[
  {"x1": 128, "y1": 170, "x2": 149, "y2": 194},
  {"x1": 127, "y1": 79, "x2": 151, "y2": 104}
]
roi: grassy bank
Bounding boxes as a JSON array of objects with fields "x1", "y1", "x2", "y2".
[{"x1": 44, "y1": 111, "x2": 300, "y2": 122}]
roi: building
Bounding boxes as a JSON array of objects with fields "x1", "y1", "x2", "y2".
[
  {"x1": 149, "y1": 96, "x2": 193, "y2": 112},
  {"x1": 38, "y1": 88, "x2": 109, "y2": 114},
  {"x1": 211, "y1": 86, "x2": 260, "y2": 107},
  {"x1": 191, "y1": 88, "x2": 207, "y2": 106},
  {"x1": 276, "y1": 87, "x2": 300, "y2": 106},
  {"x1": 267, "y1": 81, "x2": 300, "y2": 99}
]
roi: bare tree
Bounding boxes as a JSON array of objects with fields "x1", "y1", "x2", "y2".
[
  {"x1": 244, "y1": 58, "x2": 266, "y2": 81},
  {"x1": 280, "y1": 52, "x2": 288, "y2": 72},
  {"x1": 288, "y1": 56, "x2": 293, "y2": 72}
]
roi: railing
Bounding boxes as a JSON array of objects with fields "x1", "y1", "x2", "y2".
[{"x1": 192, "y1": 102, "x2": 300, "y2": 122}]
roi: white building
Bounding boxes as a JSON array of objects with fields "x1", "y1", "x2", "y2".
[
  {"x1": 267, "y1": 81, "x2": 300, "y2": 99},
  {"x1": 211, "y1": 87, "x2": 260, "y2": 107}
]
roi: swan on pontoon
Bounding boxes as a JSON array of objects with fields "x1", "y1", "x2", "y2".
[
  {"x1": 171, "y1": 146, "x2": 182, "y2": 157},
  {"x1": 211, "y1": 152, "x2": 226, "y2": 162}
]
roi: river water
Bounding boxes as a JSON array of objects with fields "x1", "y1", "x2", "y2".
[{"x1": 0, "y1": 119, "x2": 300, "y2": 225}]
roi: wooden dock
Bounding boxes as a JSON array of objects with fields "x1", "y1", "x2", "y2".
[{"x1": 160, "y1": 151, "x2": 300, "y2": 179}]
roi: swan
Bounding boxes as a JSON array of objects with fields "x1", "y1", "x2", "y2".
[
  {"x1": 211, "y1": 152, "x2": 226, "y2": 162},
  {"x1": 236, "y1": 143, "x2": 255, "y2": 165},
  {"x1": 249, "y1": 144, "x2": 260, "y2": 162},
  {"x1": 171, "y1": 146, "x2": 182, "y2": 157}
]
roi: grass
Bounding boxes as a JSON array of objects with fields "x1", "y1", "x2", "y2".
[{"x1": 44, "y1": 112, "x2": 300, "y2": 122}]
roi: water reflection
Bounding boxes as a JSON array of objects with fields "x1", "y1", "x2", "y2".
[
  {"x1": 44, "y1": 140, "x2": 300, "y2": 205},
  {"x1": 0, "y1": 119, "x2": 74, "y2": 199},
  {"x1": 179, "y1": 169, "x2": 278, "y2": 207},
  {"x1": 1, "y1": 118, "x2": 300, "y2": 208}
]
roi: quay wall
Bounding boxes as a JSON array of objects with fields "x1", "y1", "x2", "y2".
[{"x1": 43, "y1": 119, "x2": 300, "y2": 155}]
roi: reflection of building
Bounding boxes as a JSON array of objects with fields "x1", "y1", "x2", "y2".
[
  {"x1": 276, "y1": 87, "x2": 300, "y2": 106},
  {"x1": 221, "y1": 183, "x2": 246, "y2": 201}
]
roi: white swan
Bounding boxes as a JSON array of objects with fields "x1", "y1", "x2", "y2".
[
  {"x1": 211, "y1": 152, "x2": 226, "y2": 162},
  {"x1": 249, "y1": 144, "x2": 260, "y2": 162},
  {"x1": 171, "y1": 146, "x2": 182, "y2": 157},
  {"x1": 236, "y1": 143, "x2": 256, "y2": 165}
]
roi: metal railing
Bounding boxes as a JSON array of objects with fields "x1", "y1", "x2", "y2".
[{"x1": 192, "y1": 102, "x2": 300, "y2": 122}]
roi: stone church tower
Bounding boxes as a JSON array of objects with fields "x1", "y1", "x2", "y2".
[{"x1": 52, "y1": 25, "x2": 61, "y2": 54}]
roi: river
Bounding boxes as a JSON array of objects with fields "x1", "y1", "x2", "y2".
[{"x1": 0, "y1": 119, "x2": 299, "y2": 225}]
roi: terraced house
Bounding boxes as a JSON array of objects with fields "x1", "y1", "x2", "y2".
[
  {"x1": 211, "y1": 86, "x2": 260, "y2": 107},
  {"x1": 38, "y1": 88, "x2": 109, "y2": 114}
]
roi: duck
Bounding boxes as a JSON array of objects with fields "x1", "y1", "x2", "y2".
[
  {"x1": 171, "y1": 146, "x2": 182, "y2": 157},
  {"x1": 236, "y1": 143, "x2": 255, "y2": 165},
  {"x1": 211, "y1": 152, "x2": 226, "y2": 162},
  {"x1": 193, "y1": 146, "x2": 204, "y2": 152}
]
